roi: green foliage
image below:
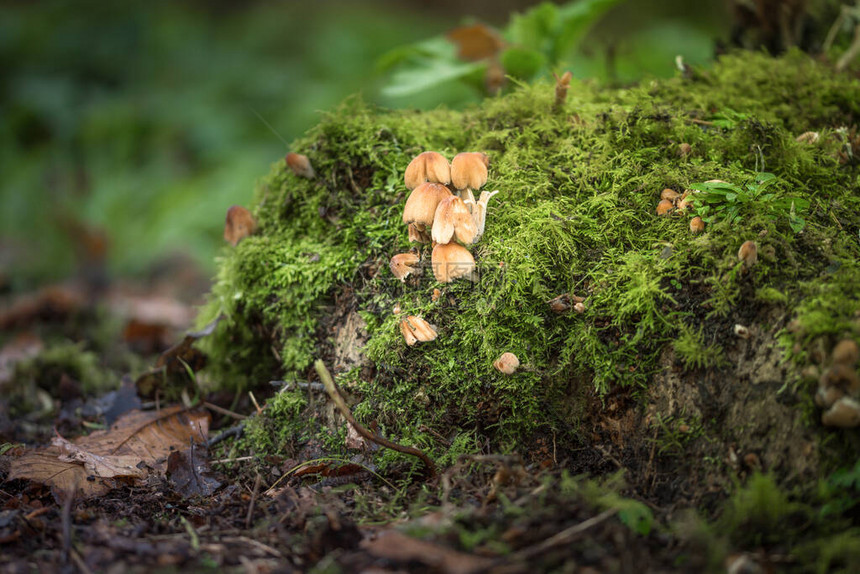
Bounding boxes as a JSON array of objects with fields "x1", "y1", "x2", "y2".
[
  {"x1": 379, "y1": 0, "x2": 622, "y2": 103},
  {"x1": 689, "y1": 172, "x2": 809, "y2": 232},
  {"x1": 673, "y1": 325, "x2": 725, "y2": 370},
  {"x1": 561, "y1": 471, "x2": 654, "y2": 536}
]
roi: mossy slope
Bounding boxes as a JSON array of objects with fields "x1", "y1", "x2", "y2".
[{"x1": 200, "y1": 50, "x2": 860, "y2": 473}]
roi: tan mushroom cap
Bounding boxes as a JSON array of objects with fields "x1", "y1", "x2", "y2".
[
  {"x1": 389, "y1": 252, "x2": 420, "y2": 282},
  {"x1": 431, "y1": 242, "x2": 476, "y2": 283},
  {"x1": 405, "y1": 152, "x2": 451, "y2": 190},
  {"x1": 822, "y1": 396, "x2": 860, "y2": 428},
  {"x1": 400, "y1": 315, "x2": 437, "y2": 346},
  {"x1": 738, "y1": 240, "x2": 758, "y2": 269},
  {"x1": 656, "y1": 199, "x2": 674, "y2": 216},
  {"x1": 493, "y1": 352, "x2": 520, "y2": 374},
  {"x1": 403, "y1": 183, "x2": 452, "y2": 228},
  {"x1": 432, "y1": 195, "x2": 478, "y2": 245},
  {"x1": 223, "y1": 205, "x2": 257, "y2": 246},
  {"x1": 451, "y1": 152, "x2": 489, "y2": 191},
  {"x1": 690, "y1": 216, "x2": 705, "y2": 233},
  {"x1": 408, "y1": 223, "x2": 432, "y2": 244},
  {"x1": 285, "y1": 153, "x2": 315, "y2": 179},
  {"x1": 661, "y1": 188, "x2": 680, "y2": 202},
  {"x1": 833, "y1": 339, "x2": 860, "y2": 367}
]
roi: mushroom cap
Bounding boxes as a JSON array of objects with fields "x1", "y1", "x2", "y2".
[
  {"x1": 405, "y1": 151, "x2": 451, "y2": 190},
  {"x1": 224, "y1": 205, "x2": 257, "y2": 246},
  {"x1": 822, "y1": 396, "x2": 860, "y2": 428},
  {"x1": 738, "y1": 240, "x2": 758, "y2": 268},
  {"x1": 493, "y1": 352, "x2": 520, "y2": 374},
  {"x1": 690, "y1": 216, "x2": 705, "y2": 233},
  {"x1": 432, "y1": 195, "x2": 478, "y2": 245},
  {"x1": 656, "y1": 199, "x2": 674, "y2": 215},
  {"x1": 399, "y1": 315, "x2": 437, "y2": 346},
  {"x1": 408, "y1": 222, "x2": 432, "y2": 244},
  {"x1": 403, "y1": 183, "x2": 452, "y2": 227},
  {"x1": 661, "y1": 188, "x2": 680, "y2": 202},
  {"x1": 389, "y1": 252, "x2": 420, "y2": 282},
  {"x1": 451, "y1": 152, "x2": 489, "y2": 191},
  {"x1": 431, "y1": 242, "x2": 476, "y2": 283},
  {"x1": 833, "y1": 339, "x2": 860, "y2": 367},
  {"x1": 285, "y1": 153, "x2": 315, "y2": 179}
]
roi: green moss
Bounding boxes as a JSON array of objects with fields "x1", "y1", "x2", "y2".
[{"x1": 202, "y1": 50, "x2": 860, "y2": 465}]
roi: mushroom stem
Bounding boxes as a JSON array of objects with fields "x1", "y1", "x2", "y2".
[
  {"x1": 472, "y1": 190, "x2": 499, "y2": 238},
  {"x1": 458, "y1": 188, "x2": 476, "y2": 210}
]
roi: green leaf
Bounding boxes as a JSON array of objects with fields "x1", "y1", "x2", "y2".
[
  {"x1": 618, "y1": 501, "x2": 653, "y2": 536},
  {"x1": 500, "y1": 46, "x2": 546, "y2": 79},
  {"x1": 381, "y1": 57, "x2": 484, "y2": 98}
]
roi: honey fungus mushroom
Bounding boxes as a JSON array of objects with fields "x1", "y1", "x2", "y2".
[
  {"x1": 431, "y1": 242, "x2": 476, "y2": 283},
  {"x1": 285, "y1": 152, "x2": 315, "y2": 179},
  {"x1": 223, "y1": 205, "x2": 257, "y2": 246},
  {"x1": 399, "y1": 315, "x2": 437, "y2": 346},
  {"x1": 432, "y1": 195, "x2": 478, "y2": 245},
  {"x1": 403, "y1": 183, "x2": 452, "y2": 229},
  {"x1": 404, "y1": 151, "x2": 451, "y2": 190}
]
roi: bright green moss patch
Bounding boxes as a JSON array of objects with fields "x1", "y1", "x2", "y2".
[{"x1": 201, "y1": 50, "x2": 860, "y2": 470}]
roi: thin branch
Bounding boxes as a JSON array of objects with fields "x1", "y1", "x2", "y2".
[{"x1": 314, "y1": 359, "x2": 436, "y2": 478}]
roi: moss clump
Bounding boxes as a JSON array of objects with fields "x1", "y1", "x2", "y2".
[{"x1": 201, "y1": 50, "x2": 859, "y2": 471}]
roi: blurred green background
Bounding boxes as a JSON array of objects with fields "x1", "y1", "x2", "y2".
[{"x1": 0, "y1": 0, "x2": 762, "y2": 289}]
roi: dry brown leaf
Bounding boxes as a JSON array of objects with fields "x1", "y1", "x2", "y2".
[
  {"x1": 446, "y1": 23, "x2": 504, "y2": 61},
  {"x1": 8, "y1": 406, "x2": 210, "y2": 500}
]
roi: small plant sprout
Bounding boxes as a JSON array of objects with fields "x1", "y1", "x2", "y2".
[
  {"x1": 399, "y1": 315, "x2": 437, "y2": 346},
  {"x1": 285, "y1": 152, "x2": 315, "y2": 179},
  {"x1": 690, "y1": 216, "x2": 705, "y2": 233},
  {"x1": 389, "y1": 252, "x2": 420, "y2": 282},
  {"x1": 403, "y1": 182, "x2": 452, "y2": 228},
  {"x1": 404, "y1": 151, "x2": 451, "y2": 190},
  {"x1": 431, "y1": 242, "x2": 476, "y2": 283},
  {"x1": 432, "y1": 195, "x2": 478, "y2": 245},
  {"x1": 451, "y1": 152, "x2": 489, "y2": 205},
  {"x1": 493, "y1": 352, "x2": 520, "y2": 374},
  {"x1": 553, "y1": 70, "x2": 572, "y2": 112},
  {"x1": 738, "y1": 240, "x2": 758, "y2": 270},
  {"x1": 223, "y1": 205, "x2": 257, "y2": 246}
]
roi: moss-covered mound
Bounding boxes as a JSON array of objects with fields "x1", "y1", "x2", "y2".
[{"x1": 200, "y1": 50, "x2": 859, "y2": 485}]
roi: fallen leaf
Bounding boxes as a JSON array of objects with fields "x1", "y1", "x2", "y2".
[
  {"x1": 135, "y1": 315, "x2": 222, "y2": 397},
  {"x1": 362, "y1": 529, "x2": 494, "y2": 574},
  {"x1": 167, "y1": 445, "x2": 221, "y2": 498},
  {"x1": 8, "y1": 406, "x2": 210, "y2": 500}
]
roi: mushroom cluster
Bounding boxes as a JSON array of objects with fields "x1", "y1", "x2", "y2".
[
  {"x1": 391, "y1": 150, "x2": 500, "y2": 345},
  {"x1": 655, "y1": 187, "x2": 705, "y2": 233},
  {"x1": 815, "y1": 339, "x2": 860, "y2": 428}
]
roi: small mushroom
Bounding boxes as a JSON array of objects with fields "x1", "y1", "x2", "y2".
[
  {"x1": 820, "y1": 363, "x2": 860, "y2": 394},
  {"x1": 451, "y1": 152, "x2": 489, "y2": 204},
  {"x1": 547, "y1": 293, "x2": 584, "y2": 313},
  {"x1": 573, "y1": 302, "x2": 586, "y2": 314},
  {"x1": 832, "y1": 339, "x2": 859, "y2": 367},
  {"x1": 796, "y1": 131, "x2": 820, "y2": 144},
  {"x1": 677, "y1": 143, "x2": 692, "y2": 158},
  {"x1": 408, "y1": 222, "x2": 432, "y2": 244},
  {"x1": 431, "y1": 242, "x2": 476, "y2": 283},
  {"x1": 815, "y1": 384, "x2": 844, "y2": 408},
  {"x1": 471, "y1": 189, "x2": 499, "y2": 239},
  {"x1": 822, "y1": 396, "x2": 860, "y2": 428},
  {"x1": 404, "y1": 151, "x2": 451, "y2": 190},
  {"x1": 285, "y1": 153, "x2": 315, "y2": 179},
  {"x1": 432, "y1": 195, "x2": 478, "y2": 245},
  {"x1": 733, "y1": 324, "x2": 751, "y2": 339},
  {"x1": 690, "y1": 216, "x2": 705, "y2": 233},
  {"x1": 223, "y1": 205, "x2": 257, "y2": 246},
  {"x1": 431, "y1": 288, "x2": 441, "y2": 302},
  {"x1": 661, "y1": 188, "x2": 680, "y2": 202},
  {"x1": 389, "y1": 252, "x2": 420, "y2": 282},
  {"x1": 403, "y1": 182, "x2": 453, "y2": 228},
  {"x1": 493, "y1": 352, "x2": 519, "y2": 374},
  {"x1": 656, "y1": 199, "x2": 674, "y2": 216},
  {"x1": 738, "y1": 240, "x2": 758, "y2": 269},
  {"x1": 677, "y1": 190, "x2": 695, "y2": 212},
  {"x1": 399, "y1": 315, "x2": 437, "y2": 346}
]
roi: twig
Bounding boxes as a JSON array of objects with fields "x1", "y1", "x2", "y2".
[
  {"x1": 70, "y1": 548, "x2": 94, "y2": 574},
  {"x1": 203, "y1": 401, "x2": 247, "y2": 421},
  {"x1": 245, "y1": 473, "x2": 262, "y2": 530},
  {"x1": 270, "y1": 380, "x2": 325, "y2": 392},
  {"x1": 207, "y1": 421, "x2": 246, "y2": 448},
  {"x1": 248, "y1": 391, "x2": 263, "y2": 415},
  {"x1": 510, "y1": 507, "x2": 618, "y2": 561},
  {"x1": 212, "y1": 455, "x2": 254, "y2": 465},
  {"x1": 314, "y1": 359, "x2": 436, "y2": 478}
]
